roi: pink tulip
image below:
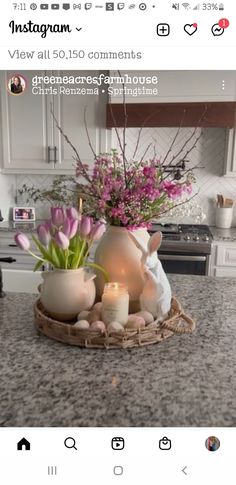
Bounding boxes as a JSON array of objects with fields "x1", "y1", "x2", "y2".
[
  {"x1": 79, "y1": 216, "x2": 92, "y2": 237},
  {"x1": 51, "y1": 207, "x2": 65, "y2": 227},
  {"x1": 14, "y1": 232, "x2": 30, "y2": 251},
  {"x1": 37, "y1": 224, "x2": 51, "y2": 246},
  {"x1": 63, "y1": 217, "x2": 79, "y2": 239},
  {"x1": 89, "y1": 222, "x2": 106, "y2": 241},
  {"x1": 66, "y1": 207, "x2": 80, "y2": 220},
  {"x1": 69, "y1": 218, "x2": 79, "y2": 239},
  {"x1": 54, "y1": 231, "x2": 70, "y2": 250}
]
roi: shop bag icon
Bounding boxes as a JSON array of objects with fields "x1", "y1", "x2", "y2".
[{"x1": 159, "y1": 437, "x2": 171, "y2": 450}]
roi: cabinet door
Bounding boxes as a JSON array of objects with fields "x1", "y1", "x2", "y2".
[
  {"x1": 53, "y1": 71, "x2": 109, "y2": 173},
  {"x1": 224, "y1": 128, "x2": 236, "y2": 176},
  {"x1": 0, "y1": 71, "x2": 53, "y2": 173},
  {"x1": 216, "y1": 244, "x2": 236, "y2": 266}
]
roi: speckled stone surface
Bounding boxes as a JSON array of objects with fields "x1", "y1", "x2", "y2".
[
  {"x1": 0, "y1": 274, "x2": 236, "y2": 427},
  {"x1": 210, "y1": 226, "x2": 236, "y2": 242},
  {"x1": 0, "y1": 221, "x2": 43, "y2": 232}
]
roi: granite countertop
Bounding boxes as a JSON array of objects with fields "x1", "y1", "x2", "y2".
[
  {"x1": 210, "y1": 226, "x2": 236, "y2": 242},
  {"x1": 0, "y1": 221, "x2": 43, "y2": 232},
  {"x1": 0, "y1": 274, "x2": 235, "y2": 427}
]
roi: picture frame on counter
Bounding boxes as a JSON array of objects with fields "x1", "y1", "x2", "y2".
[{"x1": 13, "y1": 207, "x2": 36, "y2": 222}]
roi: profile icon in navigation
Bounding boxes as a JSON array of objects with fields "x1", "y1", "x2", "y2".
[
  {"x1": 205, "y1": 436, "x2": 220, "y2": 452},
  {"x1": 8, "y1": 74, "x2": 26, "y2": 95}
]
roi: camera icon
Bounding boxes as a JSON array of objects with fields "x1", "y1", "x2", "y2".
[
  {"x1": 159, "y1": 437, "x2": 171, "y2": 450},
  {"x1": 112, "y1": 437, "x2": 125, "y2": 450}
]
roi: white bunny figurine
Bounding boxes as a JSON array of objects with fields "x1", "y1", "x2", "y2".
[{"x1": 139, "y1": 232, "x2": 172, "y2": 321}]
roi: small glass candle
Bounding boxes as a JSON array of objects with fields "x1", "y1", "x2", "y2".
[{"x1": 102, "y1": 282, "x2": 129, "y2": 326}]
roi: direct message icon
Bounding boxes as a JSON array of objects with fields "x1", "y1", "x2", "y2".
[{"x1": 112, "y1": 437, "x2": 125, "y2": 450}]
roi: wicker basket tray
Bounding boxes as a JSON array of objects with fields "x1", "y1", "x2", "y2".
[{"x1": 34, "y1": 297, "x2": 195, "y2": 349}]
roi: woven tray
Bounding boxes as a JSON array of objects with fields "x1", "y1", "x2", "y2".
[{"x1": 34, "y1": 297, "x2": 195, "y2": 349}]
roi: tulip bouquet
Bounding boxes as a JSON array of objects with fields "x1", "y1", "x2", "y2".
[{"x1": 14, "y1": 207, "x2": 106, "y2": 274}]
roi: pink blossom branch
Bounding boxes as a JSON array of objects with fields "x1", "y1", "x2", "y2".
[{"x1": 153, "y1": 190, "x2": 199, "y2": 218}]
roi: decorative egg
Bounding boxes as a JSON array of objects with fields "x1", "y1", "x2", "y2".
[
  {"x1": 77, "y1": 310, "x2": 90, "y2": 321},
  {"x1": 74, "y1": 320, "x2": 90, "y2": 329},
  {"x1": 91, "y1": 320, "x2": 106, "y2": 333},
  {"x1": 88, "y1": 310, "x2": 101, "y2": 324},
  {"x1": 107, "y1": 321, "x2": 124, "y2": 334},
  {"x1": 134, "y1": 311, "x2": 154, "y2": 325},
  {"x1": 126, "y1": 315, "x2": 145, "y2": 330},
  {"x1": 93, "y1": 302, "x2": 102, "y2": 313}
]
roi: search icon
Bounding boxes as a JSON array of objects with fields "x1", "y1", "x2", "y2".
[{"x1": 64, "y1": 437, "x2": 77, "y2": 450}]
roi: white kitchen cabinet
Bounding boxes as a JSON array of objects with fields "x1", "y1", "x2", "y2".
[
  {"x1": 109, "y1": 71, "x2": 236, "y2": 103},
  {"x1": 0, "y1": 70, "x2": 109, "y2": 174},
  {"x1": 209, "y1": 241, "x2": 236, "y2": 277},
  {"x1": 224, "y1": 128, "x2": 236, "y2": 176},
  {"x1": 0, "y1": 231, "x2": 40, "y2": 271},
  {"x1": 0, "y1": 70, "x2": 51, "y2": 172}
]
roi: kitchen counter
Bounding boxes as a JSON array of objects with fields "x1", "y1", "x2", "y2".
[
  {"x1": 0, "y1": 274, "x2": 235, "y2": 427},
  {"x1": 210, "y1": 226, "x2": 236, "y2": 242},
  {"x1": 0, "y1": 221, "x2": 42, "y2": 232}
]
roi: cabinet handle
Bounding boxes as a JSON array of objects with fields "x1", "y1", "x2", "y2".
[
  {"x1": 54, "y1": 146, "x2": 57, "y2": 164},
  {"x1": 47, "y1": 146, "x2": 51, "y2": 163}
]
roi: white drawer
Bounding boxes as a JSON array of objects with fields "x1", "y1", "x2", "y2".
[
  {"x1": 214, "y1": 267, "x2": 236, "y2": 277},
  {"x1": 216, "y1": 245, "x2": 236, "y2": 267}
]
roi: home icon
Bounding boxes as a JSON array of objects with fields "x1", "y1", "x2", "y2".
[{"x1": 17, "y1": 438, "x2": 31, "y2": 451}]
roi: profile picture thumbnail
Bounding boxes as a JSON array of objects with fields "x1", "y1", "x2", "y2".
[
  {"x1": 205, "y1": 436, "x2": 220, "y2": 452},
  {"x1": 7, "y1": 74, "x2": 26, "y2": 95}
]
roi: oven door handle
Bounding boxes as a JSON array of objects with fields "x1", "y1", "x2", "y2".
[{"x1": 159, "y1": 254, "x2": 207, "y2": 262}]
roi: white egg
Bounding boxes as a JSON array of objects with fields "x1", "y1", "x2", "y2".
[
  {"x1": 93, "y1": 302, "x2": 102, "y2": 313},
  {"x1": 107, "y1": 321, "x2": 124, "y2": 334},
  {"x1": 126, "y1": 316, "x2": 145, "y2": 330},
  {"x1": 91, "y1": 320, "x2": 106, "y2": 333},
  {"x1": 77, "y1": 310, "x2": 90, "y2": 321},
  {"x1": 74, "y1": 320, "x2": 90, "y2": 329},
  {"x1": 88, "y1": 310, "x2": 101, "y2": 324},
  {"x1": 134, "y1": 311, "x2": 154, "y2": 325}
]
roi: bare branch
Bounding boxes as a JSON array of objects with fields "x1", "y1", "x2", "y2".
[
  {"x1": 118, "y1": 70, "x2": 128, "y2": 184},
  {"x1": 51, "y1": 110, "x2": 91, "y2": 183},
  {"x1": 161, "y1": 109, "x2": 186, "y2": 166},
  {"x1": 84, "y1": 107, "x2": 97, "y2": 160},
  {"x1": 162, "y1": 105, "x2": 208, "y2": 168},
  {"x1": 139, "y1": 142, "x2": 153, "y2": 163}
]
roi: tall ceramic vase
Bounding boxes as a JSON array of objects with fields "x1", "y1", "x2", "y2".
[{"x1": 94, "y1": 226, "x2": 155, "y2": 313}]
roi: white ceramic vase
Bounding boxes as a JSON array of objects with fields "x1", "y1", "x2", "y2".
[
  {"x1": 94, "y1": 226, "x2": 153, "y2": 312},
  {"x1": 40, "y1": 268, "x2": 96, "y2": 321}
]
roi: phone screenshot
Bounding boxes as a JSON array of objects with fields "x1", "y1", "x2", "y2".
[{"x1": 0, "y1": 1, "x2": 236, "y2": 484}]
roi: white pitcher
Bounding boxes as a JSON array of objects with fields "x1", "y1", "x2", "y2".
[{"x1": 40, "y1": 268, "x2": 96, "y2": 321}]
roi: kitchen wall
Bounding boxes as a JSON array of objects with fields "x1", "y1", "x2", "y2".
[{"x1": 1, "y1": 126, "x2": 236, "y2": 226}]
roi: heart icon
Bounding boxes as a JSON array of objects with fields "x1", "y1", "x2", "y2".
[{"x1": 184, "y1": 23, "x2": 198, "y2": 36}]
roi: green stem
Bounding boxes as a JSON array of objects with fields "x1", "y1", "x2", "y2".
[
  {"x1": 75, "y1": 239, "x2": 86, "y2": 269},
  {"x1": 27, "y1": 249, "x2": 46, "y2": 263}
]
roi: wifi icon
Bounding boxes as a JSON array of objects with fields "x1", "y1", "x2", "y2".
[{"x1": 182, "y1": 2, "x2": 191, "y2": 9}]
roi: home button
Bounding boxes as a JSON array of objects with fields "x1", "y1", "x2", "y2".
[{"x1": 17, "y1": 438, "x2": 31, "y2": 451}]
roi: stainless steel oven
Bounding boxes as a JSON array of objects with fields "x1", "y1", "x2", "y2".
[
  {"x1": 150, "y1": 223, "x2": 213, "y2": 276},
  {"x1": 158, "y1": 252, "x2": 210, "y2": 275}
]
